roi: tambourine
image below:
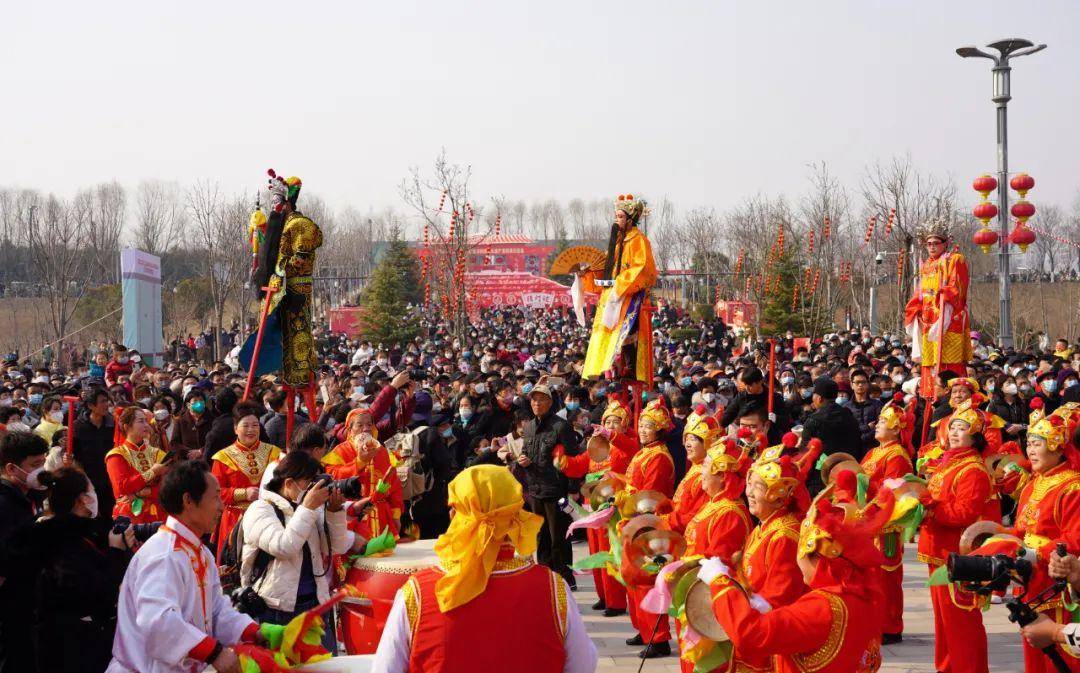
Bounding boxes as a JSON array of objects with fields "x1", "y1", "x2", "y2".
[
  {"x1": 684, "y1": 577, "x2": 744, "y2": 642},
  {"x1": 819, "y1": 452, "x2": 861, "y2": 485}
]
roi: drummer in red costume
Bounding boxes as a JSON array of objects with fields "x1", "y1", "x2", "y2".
[
  {"x1": 918, "y1": 400, "x2": 993, "y2": 673},
  {"x1": 860, "y1": 397, "x2": 915, "y2": 644},
  {"x1": 372, "y1": 464, "x2": 598, "y2": 673},
  {"x1": 106, "y1": 406, "x2": 171, "y2": 523},
  {"x1": 621, "y1": 397, "x2": 676, "y2": 658},
  {"x1": 1005, "y1": 413, "x2": 1080, "y2": 673},
  {"x1": 701, "y1": 486, "x2": 897, "y2": 673},
  {"x1": 553, "y1": 397, "x2": 637, "y2": 617},
  {"x1": 322, "y1": 406, "x2": 404, "y2": 540},
  {"x1": 210, "y1": 401, "x2": 281, "y2": 560}
]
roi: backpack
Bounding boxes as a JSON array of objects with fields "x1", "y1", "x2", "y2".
[{"x1": 219, "y1": 501, "x2": 285, "y2": 594}]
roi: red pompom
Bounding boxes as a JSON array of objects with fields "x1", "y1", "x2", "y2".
[
  {"x1": 267, "y1": 168, "x2": 277, "y2": 178},
  {"x1": 1030, "y1": 397, "x2": 1045, "y2": 410},
  {"x1": 693, "y1": 404, "x2": 708, "y2": 416},
  {"x1": 892, "y1": 392, "x2": 905, "y2": 404},
  {"x1": 781, "y1": 432, "x2": 799, "y2": 448},
  {"x1": 736, "y1": 427, "x2": 753, "y2": 440},
  {"x1": 806, "y1": 438, "x2": 823, "y2": 453},
  {"x1": 835, "y1": 469, "x2": 857, "y2": 493}
]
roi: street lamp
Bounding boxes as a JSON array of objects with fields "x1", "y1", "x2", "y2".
[{"x1": 956, "y1": 38, "x2": 1046, "y2": 349}]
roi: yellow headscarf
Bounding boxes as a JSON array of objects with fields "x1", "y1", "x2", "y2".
[{"x1": 433, "y1": 465, "x2": 544, "y2": 612}]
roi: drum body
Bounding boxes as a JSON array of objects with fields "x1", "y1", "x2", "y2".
[{"x1": 342, "y1": 539, "x2": 440, "y2": 654}]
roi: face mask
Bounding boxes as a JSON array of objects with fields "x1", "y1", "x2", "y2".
[
  {"x1": 985, "y1": 383, "x2": 995, "y2": 393},
  {"x1": 780, "y1": 376, "x2": 794, "y2": 386},
  {"x1": 1019, "y1": 384, "x2": 1033, "y2": 395},
  {"x1": 522, "y1": 383, "x2": 534, "y2": 395},
  {"x1": 190, "y1": 400, "x2": 206, "y2": 414},
  {"x1": 1026, "y1": 364, "x2": 1037, "y2": 371},
  {"x1": 879, "y1": 390, "x2": 893, "y2": 400},
  {"x1": 680, "y1": 377, "x2": 692, "y2": 388},
  {"x1": 891, "y1": 374, "x2": 905, "y2": 385},
  {"x1": 118, "y1": 357, "x2": 129, "y2": 365},
  {"x1": 702, "y1": 392, "x2": 715, "y2": 404},
  {"x1": 596, "y1": 387, "x2": 607, "y2": 397},
  {"x1": 565, "y1": 401, "x2": 580, "y2": 412},
  {"x1": 474, "y1": 383, "x2": 487, "y2": 395},
  {"x1": 82, "y1": 488, "x2": 99, "y2": 518},
  {"x1": 459, "y1": 408, "x2": 473, "y2": 421},
  {"x1": 28, "y1": 394, "x2": 43, "y2": 406},
  {"x1": 800, "y1": 389, "x2": 813, "y2": 399},
  {"x1": 154, "y1": 408, "x2": 170, "y2": 421},
  {"x1": 182, "y1": 385, "x2": 194, "y2": 399},
  {"x1": 462, "y1": 351, "x2": 473, "y2": 359},
  {"x1": 377, "y1": 359, "x2": 388, "y2": 367},
  {"x1": 896, "y1": 355, "x2": 906, "y2": 364},
  {"x1": 15, "y1": 465, "x2": 45, "y2": 490},
  {"x1": 440, "y1": 427, "x2": 454, "y2": 438},
  {"x1": 48, "y1": 411, "x2": 63, "y2": 423},
  {"x1": 138, "y1": 397, "x2": 151, "y2": 406},
  {"x1": 835, "y1": 395, "x2": 849, "y2": 405},
  {"x1": 534, "y1": 354, "x2": 547, "y2": 363},
  {"x1": 7, "y1": 422, "x2": 30, "y2": 433},
  {"x1": 1003, "y1": 383, "x2": 1018, "y2": 395},
  {"x1": 1043, "y1": 380, "x2": 1058, "y2": 393}
]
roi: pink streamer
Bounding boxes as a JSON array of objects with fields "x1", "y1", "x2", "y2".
[
  {"x1": 565, "y1": 506, "x2": 615, "y2": 537},
  {"x1": 641, "y1": 560, "x2": 686, "y2": 614}
]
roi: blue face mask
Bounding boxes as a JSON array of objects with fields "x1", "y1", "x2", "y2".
[
  {"x1": 460, "y1": 408, "x2": 474, "y2": 422},
  {"x1": 522, "y1": 383, "x2": 534, "y2": 395},
  {"x1": 680, "y1": 377, "x2": 692, "y2": 388},
  {"x1": 836, "y1": 395, "x2": 849, "y2": 405},
  {"x1": 440, "y1": 427, "x2": 454, "y2": 438},
  {"x1": 780, "y1": 376, "x2": 795, "y2": 387},
  {"x1": 596, "y1": 387, "x2": 607, "y2": 397},
  {"x1": 28, "y1": 393, "x2": 43, "y2": 406},
  {"x1": 800, "y1": 389, "x2": 813, "y2": 399},
  {"x1": 462, "y1": 351, "x2": 472, "y2": 359},
  {"x1": 1043, "y1": 380, "x2": 1058, "y2": 393},
  {"x1": 566, "y1": 401, "x2": 580, "y2": 412}
]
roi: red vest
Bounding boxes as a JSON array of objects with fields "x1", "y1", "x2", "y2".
[{"x1": 406, "y1": 560, "x2": 568, "y2": 673}]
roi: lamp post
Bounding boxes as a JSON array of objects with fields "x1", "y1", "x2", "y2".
[{"x1": 956, "y1": 38, "x2": 1046, "y2": 349}]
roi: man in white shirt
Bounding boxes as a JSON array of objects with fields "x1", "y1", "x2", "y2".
[{"x1": 107, "y1": 461, "x2": 262, "y2": 673}]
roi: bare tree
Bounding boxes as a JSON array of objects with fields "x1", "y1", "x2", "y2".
[
  {"x1": 23, "y1": 191, "x2": 94, "y2": 367},
  {"x1": 133, "y1": 180, "x2": 185, "y2": 258},
  {"x1": 1031, "y1": 204, "x2": 1065, "y2": 280},
  {"x1": 87, "y1": 181, "x2": 126, "y2": 284}
]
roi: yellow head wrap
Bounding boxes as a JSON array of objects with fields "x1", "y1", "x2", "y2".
[
  {"x1": 1029, "y1": 416, "x2": 1067, "y2": 453},
  {"x1": 433, "y1": 465, "x2": 544, "y2": 612},
  {"x1": 602, "y1": 399, "x2": 630, "y2": 424}
]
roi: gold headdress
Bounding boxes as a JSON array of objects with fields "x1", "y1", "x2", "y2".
[
  {"x1": 915, "y1": 217, "x2": 952, "y2": 242},
  {"x1": 602, "y1": 398, "x2": 631, "y2": 424},
  {"x1": 1028, "y1": 415, "x2": 1067, "y2": 453},
  {"x1": 639, "y1": 397, "x2": 674, "y2": 432},
  {"x1": 615, "y1": 193, "x2": 646, "y2": 226}
]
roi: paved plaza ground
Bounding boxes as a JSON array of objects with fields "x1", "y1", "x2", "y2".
[{"x1": 573, "y1": 543, "x2": 1024, "y2": 673}]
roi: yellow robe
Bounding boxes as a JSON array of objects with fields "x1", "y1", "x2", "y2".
[{"x1": 581, "y1": 227, "x2": 657, "y2": 382}]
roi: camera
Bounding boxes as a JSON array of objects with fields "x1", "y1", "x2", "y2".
[
  {"x1": 312, "y1": 473, "x2": 363, "y2": 499},
  {"x1": 947, "y1": 552, "x2": 1032, "y2": 593},
  {"x1": 112, "y1": 516, "x2": 163, "y2": 544},
  {"x1": 230, "y1": 586, "x2": 268, "y2": 616},
  {"x1": 875, "y1": 252, "x2": 885, "y2": 265}
]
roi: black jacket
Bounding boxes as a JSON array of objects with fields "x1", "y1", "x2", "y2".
[
  {"x1": 846, "y1": 397, "x2": 882, "y2": 451},
  {"x1": 719, "y1": 390, "x2": 792, "y2": 443},
  {"x1": 72, "y1": 414, "x2": 116, "y2": 520},
  {"x1": 22, "y1": 515, "x2": 129, "y2": 673},
  {"x1": 803, "y1": 401, "x2": 864, "y2": 495},
  {"x1": 521, "y1": 411, "x2": 576, "y2": 499}
]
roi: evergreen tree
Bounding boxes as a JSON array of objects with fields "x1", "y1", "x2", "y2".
[
  {"x1": 760, "y1": 249, "x2": 828, "y2": 336},
  {"x1": 360, "y1": 228, "x2": 422, "y2": 345}
]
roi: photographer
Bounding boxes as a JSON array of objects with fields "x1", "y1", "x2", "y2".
[
  {"x1": 240, "y1": 452, "x2": 351, "y2": 653},
  {"x1": 1022, "y1": 552, "x2": 1080, "y2": 657},
  {"x1": 14, "y1": 468, "x2": 134, "y2": 672}
]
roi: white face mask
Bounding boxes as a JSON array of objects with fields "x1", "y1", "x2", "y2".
[
  {"x1": 1002, "y1": 383, "x2": 1018, "y2": 395},
  {"x1": 474, "y1": 383, "x2": 487, "y2": 395},
  {"x1": 154, "y1": 408, "x2": 171, "y2": 421},
  {"x1": 14, "y1": 464, "x2": 46, "y2": 490},
  {"x1": 48, "y1": 411, "x2": 63, "y2": 423},
  {"x1": 702, "y1": 392, "x2": 715, "y2": 403},
  {"x1": 82, "y1": 488, "x2": 99, "y2": 518}
]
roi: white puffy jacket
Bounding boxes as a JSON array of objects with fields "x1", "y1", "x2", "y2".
[{"x1": 240, "y1": 489, "x2": 352, "y2": 612}]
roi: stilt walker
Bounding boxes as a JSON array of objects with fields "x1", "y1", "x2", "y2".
[{"x1": 240, "y1": 169, "x2": 323, "y2": 444}]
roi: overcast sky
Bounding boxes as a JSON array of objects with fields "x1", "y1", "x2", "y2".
[{"x1": 4, "y1": 1, "x2": 1078, "y2": 218}]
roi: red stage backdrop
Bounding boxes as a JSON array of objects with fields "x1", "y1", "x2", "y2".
[
  {"x1": 715, "y1": 300, "x2": 758, "y2": 328},
  {"x1": 415, "y1": 234, "x2": 556, "y2": 275},
  {"x1": 328, "y1": 307, "x2": 368, "y2": 337}
]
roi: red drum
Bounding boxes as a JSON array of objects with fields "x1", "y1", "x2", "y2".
[{"x1": 341, "y1": 539, "x2": 440, "y2": 655}]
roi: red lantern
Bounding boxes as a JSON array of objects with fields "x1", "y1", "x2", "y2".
[
  {"x1": 1010, "y1": 173, "x2": 1035, "y2": 198},
  {"x1": 1011, "y1": 200, "x2": 1035, "y2": 223},
  {"x1": 1009, "y1": 224, "x2": 1036, "y2": 252},
  {"x1": 972, "y1": 201, "x2": 998, "y2": 225},
  {"x1": 972, "y1": 227, "x2": 999, "y2": 254},
  {"x1": 972, "y1": 174, "x2": 998, "y2": 199}
]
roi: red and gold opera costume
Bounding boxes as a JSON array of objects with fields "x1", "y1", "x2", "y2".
[
  {"x1": 555, "y1": 399, "x2": 637, "y2": 613},
  {"x1": 322, "y1": 433, "x2": 404, "y2": 541},
  {"x1": 663, "y1": 408, "x2": 715, "y2": 535},
  {"x1": 581, "y1": 194, "x2": 658, "y2": 382},
  {"x1": 860, "y1": 403, "x2": 915, "y2": 637},
  {"x1": 904, "y1": 220, "x2": 971, "y2": 398},
  {"x1": 106, "y1": 439, "x2": 167, "y2": 523},
  {"x1": 211, "y1": 439, "x2": 281, "y2": 560},
  {"x1": 918, "y1": 402, "x2": 993, "y2": 673},
  {"x1": 623, "y1": 399, "x2": 676, "y2": 647},
  {"x1": 708, "y1": 487, "x2": 897, "y2": 673}
]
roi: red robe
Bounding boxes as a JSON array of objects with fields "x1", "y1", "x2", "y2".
[
  {"x1": 402, "y1": 548, "x2": 568, "y2": 673},
  {"x1": 322, "y1": 439, "x2": 403, "y2": 540},
  {"x1": 711, "y1": 576, "x2": 883, "y2": 673},
  {"x1": 904, "y1": 250, "x2": 971, "y2": 397},
  {"x1": 210, "y1": 440, "x2": 280, "y2": 561},
  {"x1": 623, "y1": 441, "x2": 675, "y2": 644},
  {"x1": 731, "y1": 509, "x2": 807, "y2": 673},
  {"x1": 105, "y1": 440, "x2": 167, "y2": 524},
  {"x1": 1010, "y1": 464, "x2": 1080, "y2": 673},
  {"x1": 662, "y1": 463, "x2": 707, "y2": 534},
  {"x1": 861, "y1": 440, "x2": 913, "y2": 635},
  {"x1": 918, "y1": 447, "x2": 992, "y2": 673}
]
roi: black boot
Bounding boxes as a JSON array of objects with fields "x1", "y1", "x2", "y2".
[
  {"x1": 638, "y1": 641, "x2": 671, "y2": 659},
  {"x1": 591, "y1": 599, "x2": 606, "y2": 611},
  {"x1": 603, "y1": 607, "x2": 627, "y2": 617},
  {"x1": 882, "y1": 633, "x2": 903, "y2": 645},
  {"x1": 625, "y1": 634, "x2": 644, "y2": 646}
]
